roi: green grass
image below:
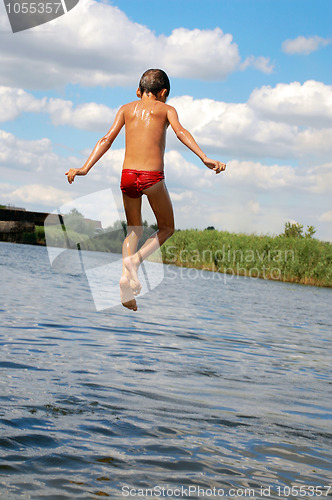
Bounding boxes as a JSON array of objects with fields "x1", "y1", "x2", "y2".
[{"x1": 161, "y1": 229, "x2": 332, "y2": 287}]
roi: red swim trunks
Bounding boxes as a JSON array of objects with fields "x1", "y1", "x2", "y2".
[{"x1": 120, "y1": 169, "x2": 165, "y2": 198}]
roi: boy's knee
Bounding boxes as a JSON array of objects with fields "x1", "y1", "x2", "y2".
[
  {"x1": 168, "y1": 226, "x2": 175, "y2": 237},
  {"x1": 162, "y1": 225, "x2": 174, "y2": 239}
]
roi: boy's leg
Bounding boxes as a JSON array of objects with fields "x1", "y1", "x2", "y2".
[
  {"x1": 124, "y1": 180, "x2": 174, "y2": 290},
  {"x1": 122, "y1": 193, "x2": 143, "y2": 261},
  {"x1": 141, "y1": 180, "x2": 175, "y2": 257},
  {"x1": 120, "y1": 193, "x2": 143, "y2": 310}
]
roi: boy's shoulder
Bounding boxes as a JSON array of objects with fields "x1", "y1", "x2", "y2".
[
  {"x1": 121, "y1": 100, "x2": 175, "y2": 113},
  {"x1": 119, "y1": 101, "x2": 136, "y2": 112},
  {"x1": 118, "y1": 100, "x2": 176, "y2": 127}
]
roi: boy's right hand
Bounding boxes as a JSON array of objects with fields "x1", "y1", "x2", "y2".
[
  {"x1": 65, "y1": 168, "x2": 84, "y2": 184},
  {"x1": 203, "y1": 158, "x2": 226, "y2": 174}
]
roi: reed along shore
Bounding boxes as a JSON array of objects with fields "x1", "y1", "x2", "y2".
[{"x1": 161, "y1": 229, "x2": 332, "y2": 288}]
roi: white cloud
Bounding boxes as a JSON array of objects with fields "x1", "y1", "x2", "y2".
[
  {"x1": 164, "y1": 27, "x2": 240, "y2": 80},
  {"x1": 249, "y1": 81, "x2": 332, "y2": 127},
  {"x1": 247, "y1": 200, "x2": 260, "y2": 214},
  {"x1": 168, "y1": 81, "x2": 332, "y2": 162},
  {"x1": 306, "y1": 162, "x2": 332, "y2": 194},
  {"x1": 169, "y1": 95, "x2": 298, "y2": 160},
  {"x1": 47, "y1": 99, "x2": 117, "y2": 131},
  {"x1": 224, "y1": 160, "x2": 332, "y2": 197},
  {"x1": 282, "y1": 35, "x2": 331, "y2": 55},
  {"x1": 0, "y1": 87, "x2": 117, "y2": 131},
  {"x1": 0, "y1": 128, "x2": 124, "y2": 211},
  {"x1": 295, "y1": 128, "x2": 332, "y2": 161},
  {"x1": 83, "y1": 147, "x2": 125, "y2": 186},
  {"x1": 0, "y1": 86, "x2": 46, "y2": 121},
  {"x1": 0, "y1": 130, "x2": 58, "y2": 171},
  {"x1": 0, "y1": 129, "x2": 88, "y2": 210},
  {"x1": 165, "y1": 150, "x2": 213, "y2": 190},
  {"x1": 319, "y1": 210, "x2": 332, "y2": 222},
  {"x1": 0, "y1": 0, "x2": 273, "y2": 90},
  {"x1": 169, "y1": 190, "x2": 194, "y2": 202},
  {"x1": 241, "y1": 55, "x2": 274, "y2": 74},
  {"x1": 5, "y1": 184, "x2": 73, "y2": 206},
  {"x1": 224, "y1": 160, "x2": 304, "y2": 190}
]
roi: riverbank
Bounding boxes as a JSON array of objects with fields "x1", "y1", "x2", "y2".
[
  {"x1": 160, "y1": 229, "x2": 332, "y2": 288},
  {"x1": 3, "y1": 223, "x2": 332, "y2": 288}
]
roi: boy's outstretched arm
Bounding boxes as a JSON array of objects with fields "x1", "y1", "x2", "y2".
[
  {"x1": 167, "y1": 106, "x2": 226, "y2": 173},
  {"x1": 65, "y1": 107, "x2": 125, "y2": 184}
]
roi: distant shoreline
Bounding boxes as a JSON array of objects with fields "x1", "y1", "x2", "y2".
[{"x1": 1, "y1": 224, "x2": 331, "y2": 289}]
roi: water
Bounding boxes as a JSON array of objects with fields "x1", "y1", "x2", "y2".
[{"x1": 0, "y1": 241, "x2": 331, "y2": 499}]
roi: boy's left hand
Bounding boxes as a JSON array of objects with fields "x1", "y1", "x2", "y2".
[{"x1": 203, "y1": 158, "x2": 226, "y2": 174}]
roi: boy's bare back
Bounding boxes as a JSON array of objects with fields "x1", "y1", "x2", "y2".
[{"x1": 122, "y1": 95, "x2": 170, "y2": 172}]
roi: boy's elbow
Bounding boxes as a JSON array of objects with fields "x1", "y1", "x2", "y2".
[
  {"x1": 99, "y1": 135, "x2": 112, "y2": 148},
  {"x1": 175, "y1": 128, "x2": 186, "y2": 141}
]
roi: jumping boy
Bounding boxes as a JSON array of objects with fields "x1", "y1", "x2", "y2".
[{"x1": 65, "y1": 69, "x2": 226, "y2": 311}]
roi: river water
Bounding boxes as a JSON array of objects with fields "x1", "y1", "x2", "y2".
[{"x1": 0, "y1": 242, "x2": 331, "y2": 499}]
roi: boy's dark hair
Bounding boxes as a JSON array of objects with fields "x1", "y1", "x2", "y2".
[{"x1": 139, "y1": 69, "x2": 170, "y2": 98}]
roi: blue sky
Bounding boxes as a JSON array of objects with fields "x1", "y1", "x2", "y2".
[{"x1": 0, "y1": 0, "x2": 331, "y2": 240}]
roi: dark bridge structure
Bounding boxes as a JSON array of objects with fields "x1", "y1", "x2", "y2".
[{"x1": 0, "y1": 208, "x2": 61, "y2": 243}]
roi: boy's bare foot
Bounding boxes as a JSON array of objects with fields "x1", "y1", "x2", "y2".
[
  {"x1": 119, "y1": 276, "x2": 137, "y2": 311},
  {"x1": 123, "y1": 255, "x2": 142, "y2": 295}
]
